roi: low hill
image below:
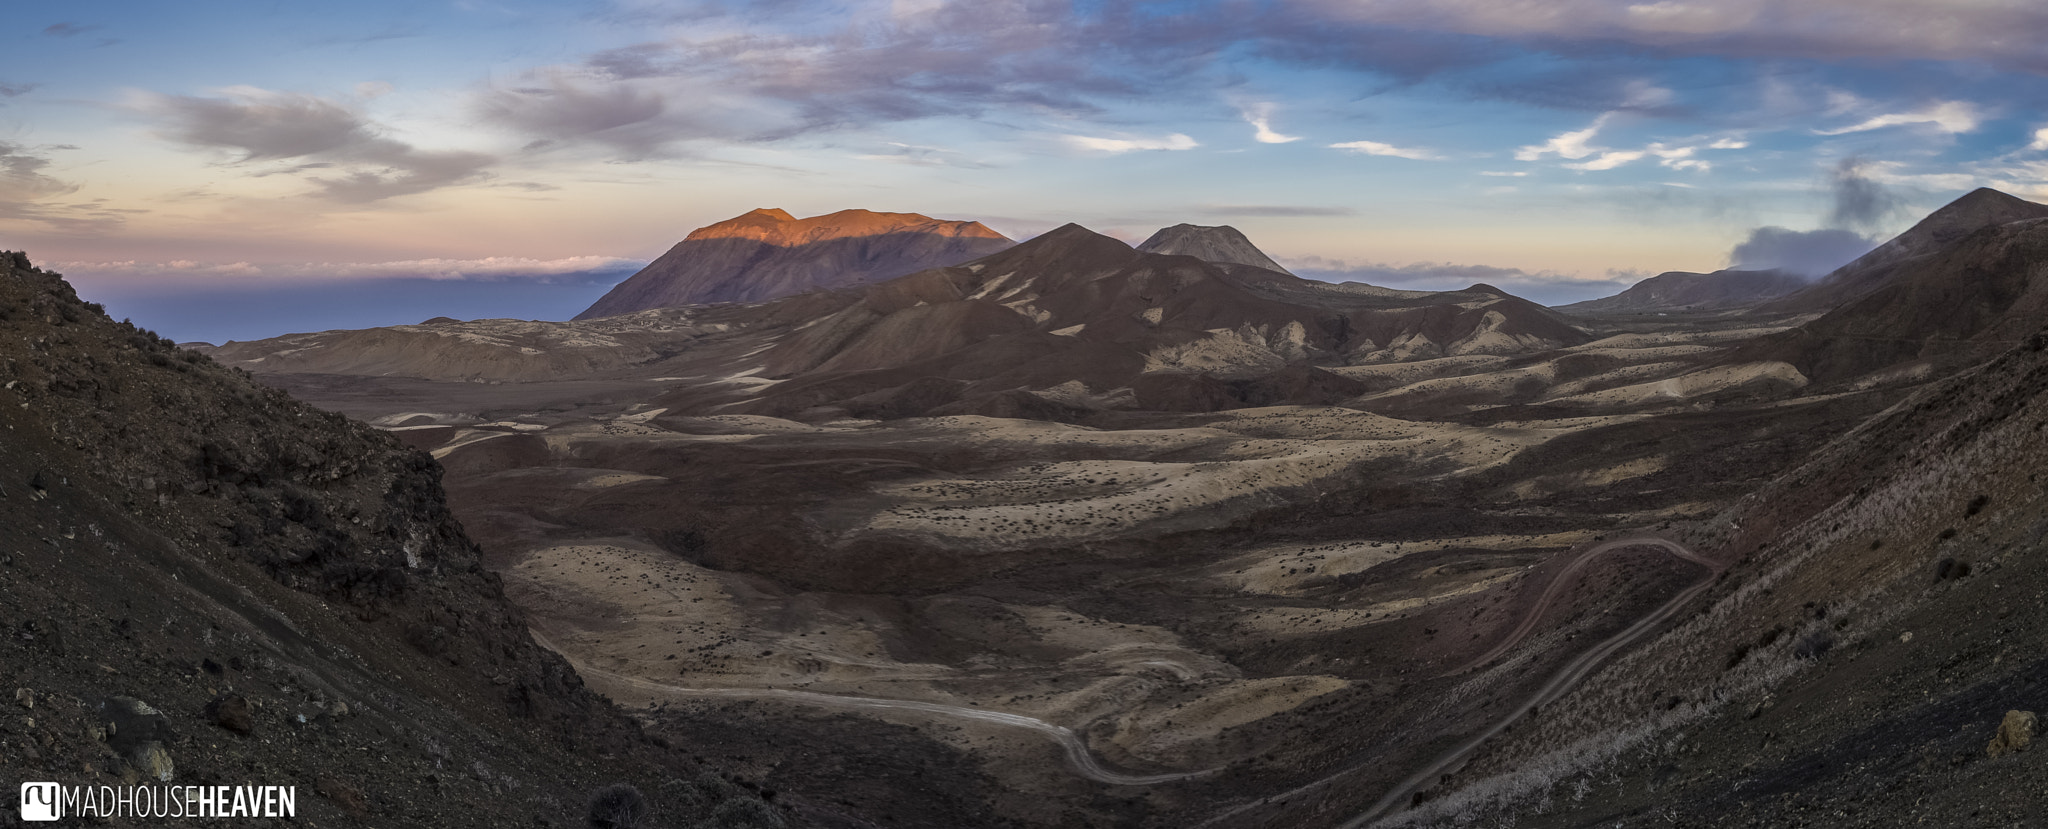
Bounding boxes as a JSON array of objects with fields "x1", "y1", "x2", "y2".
[{"x1": 1555, "y1": 268, "x2": 1806, "y2": 314}]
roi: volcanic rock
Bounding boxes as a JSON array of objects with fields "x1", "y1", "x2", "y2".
[{"x1": 1988, "y1": 710, "x2": 2038, "y2": 758}]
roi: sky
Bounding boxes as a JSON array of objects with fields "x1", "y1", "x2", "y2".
[{"x1": 7, "y1": 1, "x2": 2048, "y2": 342}]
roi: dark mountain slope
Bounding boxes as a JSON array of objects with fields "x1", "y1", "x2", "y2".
[
  {"x1": 1760, "y1": 187, "x2": 2048, "y2": 315},
  {"x1": 1727, "y1": 217, "x2": 2048, "y2": 386},
  {"x1": 0, "y1": 253, "x2": 799, "y2": 827},
  {"x1": 1395, "y1": 286, "x2": 2048, "y2": 827},
  {"x1": 576, "y1": 208, "x2": 1013, "y2": 319}
]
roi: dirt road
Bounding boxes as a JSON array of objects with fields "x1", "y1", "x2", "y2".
[
  {"x1": 1197, "y1": 535, "x2": 1721, "y2": 829},
  {"x1": 531, "y1": 630, "x2": 1217, "y2": 787}
]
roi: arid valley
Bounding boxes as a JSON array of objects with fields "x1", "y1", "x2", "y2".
[
  {"x1": 33, "y1": 190, "x2": 2019, "y2": 826},
  {"x1": 10, "y1": 7, "x2": 2048, "y2": 824}
]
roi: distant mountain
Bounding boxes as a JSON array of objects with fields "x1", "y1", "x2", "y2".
[
  {"x1": 216, "y1": 221, "x2": 1591, "y2": 416},
  {"x1": 731, "y1": 222, "x2": 1588, "y2": 416},
  {"x1": 574, "y1": 208, "x2": 1013, "y2": 319},
  {"x1": 1759, "y1": 188, "x2": 2048, "y2": 314},
  {"x1": 1555, "y1": 268, "x2": 1807, "y2": 314},
  {"x1": 1136, "y1": 223, "x2": 1294, "y2": 274}
]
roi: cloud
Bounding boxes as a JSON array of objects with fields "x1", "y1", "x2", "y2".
[
  {"x1": 1826, "y1": 157, "x2": 1906, "y2": 230},
  {"x1": 1814, "y1": 100, "x2": 1981, "y2": 136},
  {"x1": 483, "y1": 2, "x2": 1211, "y2": 157},
  {"x1": 1198, "y1": 204, "x2": 1356, "y2": 217},
  {"x1": 1518, "y1": 114, "x2": 1735, "y2": 171},
  {"x1": 1727, "y1": 226, "x2": 1875, "y2": 277},
  {"x1": 1330, "y1": 140, "x2": 1441, "y2": 160},
  {"x1": 0, "y1": 141, "x2": 131, "y2": 233},
  {"x1": 2029, "y1": 127, "x2": 2048, "y2": 152},
  {"x1": 134, "y1": 87, "x2": 494, "y2": 202},
  {"x1": 480, "y1": 70, "x2": 699, "y2": 160},
  {"x1": 1059, "y1": 133, "x2": 1198, "y2": 153},
  {"x1": 1565, "y1": 149, "x2": 1645, "y2": 170},
  {"x1": 1239, "y1": 103, "x2": 1301, "y2": 144},
  {"x1": 1479, "y1": 170, "x2": 1529, "y2": 177},
  {"x1": 853, "y1": 141, "x2": 993, "y2": 168},
  {"x1": 0, "y1": 82, "x2": 36, "y2": 100},
  {"x1": 1283, "y1": 0, "x2": 2048, "y2": 70},
  {"x1": 1516, "y1": 114, "x2": 1610, "y2": 161},
  {"x1": 51, "y1": 255, "x2": 645, "y2": 284},
  {"x1": 42, "y1": 22, "x2": 102, "y2": 38}
]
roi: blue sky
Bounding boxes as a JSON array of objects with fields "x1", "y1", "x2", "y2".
[{"x1": 7, "y1": 1, "x2": 2048, "y2": 341}]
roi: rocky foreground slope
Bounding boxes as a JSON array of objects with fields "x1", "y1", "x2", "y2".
[
  {"x1": 576, "y1": 208, "x2": 1014, "y2": 319},
  {"x1": 0, "y1": 253, "x2": 799, "y2": 828},
  {"x1": 1360, "y1": 257, "x2": 2048, "y2": 827}
]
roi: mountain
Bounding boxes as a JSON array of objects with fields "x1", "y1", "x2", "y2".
[
  {"x1": 1136, "y1": 223, "x2": 1294, "y2": 274},
  {"x1": 730, "y1": 222, "x2": 1589, "y2": 416},
  {"x1": 1555, "y1": 268, "x2": 1806, "y2": 314},
  {"x1": 1760, "y1": 188, "x2": 2048, "y2": 314},
  {"x1": 1728, "y1": 213, "x2": 2048, "y2": 386},
  {"x1": 574, "y1": 208, "x2": 1013, "y2": 319},
  {"x1": 0, "y1": 252, "x2": 796, "y2": 826}
]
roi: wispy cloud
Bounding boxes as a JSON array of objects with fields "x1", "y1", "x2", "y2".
[
  {"x1": 1814, "y1": 100, "x2": 1982, "y2": 136},
  {"x1": 1329, "y1": 139, "x2": 1441, "y2": 160},
  {"x1": 853, "y1": 141, "x2": 993, "y2": 168},
  {"x1": 1287, "y1": 0, "x2": 2048, "y2": 69},
  {"x1": 1059, "y1": 133, "x2": 1198, "y2": 154},
  {"x1": 0, "y1": 141, "x2": 133, "y2": 233},
  {"x1": 133, "y1": 86, "x2": 495, "y2": 202},
  {"x1": 1239, "y1": 102, "x2": 1301, "y2": 144},
  {"x1": 1518, "y1": 114, "x2": 1733, "y2": 172},
  {"x1": 41, "y1": 22, "x2": 102, "y2": 38},
  {"x1": 1515, "y1": 114, "x2": 1610, "y2": 161}
]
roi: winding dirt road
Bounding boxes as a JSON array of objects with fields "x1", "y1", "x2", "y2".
[
  {"x1": 1197, "y1": 535, "x2": 1721, "y2": 829},
  {"x1": 1339, "y1": 537, "x2": 1722, "y2": 827},
  {"x1": 529, "y1": 630, "x2": 1217, "y2": 787}
]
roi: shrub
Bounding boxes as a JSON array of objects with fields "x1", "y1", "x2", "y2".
[
  {"x1": 587, "y1": 784, "x2": 647, "y2": 829},
  {"x1": 1792, "y1": 630, "x2": 1834, "y2": 660}
]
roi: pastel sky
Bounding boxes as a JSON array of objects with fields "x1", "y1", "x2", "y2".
[{"x1": 7, "y1": 0, "x2": 2048, "y2": 342}]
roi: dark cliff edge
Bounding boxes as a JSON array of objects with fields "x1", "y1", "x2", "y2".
[{"x1": 0, "y1": 252, "x2": 805, "y2": 828}]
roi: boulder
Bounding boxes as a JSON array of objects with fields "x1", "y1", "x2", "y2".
[{"x1": 1988, "y1": 709, "x2": 2039, "y2": 758}]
